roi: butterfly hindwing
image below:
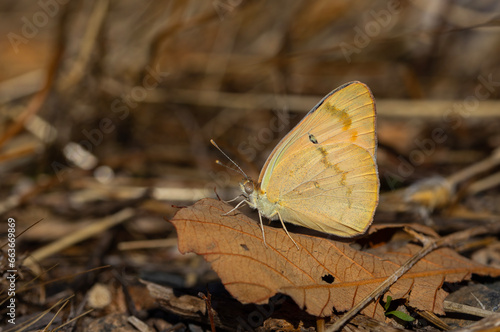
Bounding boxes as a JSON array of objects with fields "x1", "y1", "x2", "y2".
[{"x1": 265, "y1": 142, "x2": 378, "y2": 236}]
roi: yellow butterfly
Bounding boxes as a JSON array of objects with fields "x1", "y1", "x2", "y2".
[{"x1": 214, "y1": 81, "x2": 379, "y2": 248}]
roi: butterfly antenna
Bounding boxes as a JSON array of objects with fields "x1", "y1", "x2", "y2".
[
  {"x1": 210, "y1": 139, "x2": 249, "y2": 179},
  {"x1": 215, "y1": 160, "x2": 241, "y2": 174}
]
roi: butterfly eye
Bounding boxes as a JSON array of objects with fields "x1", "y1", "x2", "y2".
[{"x1": 244, "y1": 181, "x2": 254, "y2": 195}]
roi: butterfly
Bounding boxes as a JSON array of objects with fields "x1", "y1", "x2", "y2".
[{"x1": 214, "y1": 81, "x2": 379, "y2": 248}]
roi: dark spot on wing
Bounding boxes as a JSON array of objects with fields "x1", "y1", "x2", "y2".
[
  {"x1": 308, "y1": 133, "x2": 318, "y2": 144},
  {"x1": 240, "y1": 244, "x2": 249, "y2": 251}
]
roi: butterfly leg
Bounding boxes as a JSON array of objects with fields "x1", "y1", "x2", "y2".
[
  {"x1": 277, "y1": 211, "x2": 299, "y2": 250},
  {"x1": 222, "y1": 194, "x2": 244, "y2": 204},
  {"x1": 258, "y1": 211, "x2": 268, "y2": 248},
  {"x1": 222, "y1": 199, "x2": 247, "y2": 216}
]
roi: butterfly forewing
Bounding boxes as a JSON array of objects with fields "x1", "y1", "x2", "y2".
[{"x1": 258, "y1": 81, "x2": 376, "y2": 188}]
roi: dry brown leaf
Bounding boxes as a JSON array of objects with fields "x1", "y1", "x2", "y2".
[{"x1": 169, "y1": 198, "x2": 500, "y2": 319}]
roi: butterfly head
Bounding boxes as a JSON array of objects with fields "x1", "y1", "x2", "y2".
[
  {"x1": 210, "y1": 139, "x2": 265, "y2": 211},
  {"x1": 240, "y1": 179, "x2": 259, "y2": 208}
]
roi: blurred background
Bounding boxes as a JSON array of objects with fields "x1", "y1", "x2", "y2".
[{"x1": 1, "y1": 0, "x2": 500, "y2": 329}]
